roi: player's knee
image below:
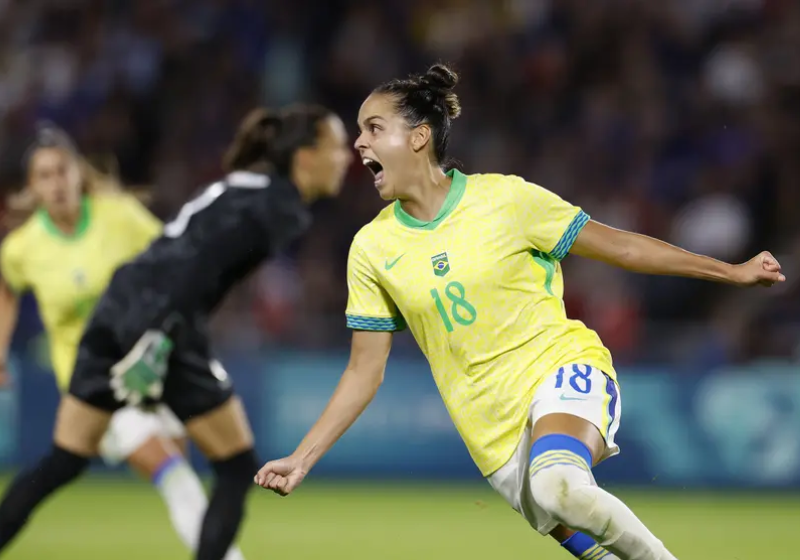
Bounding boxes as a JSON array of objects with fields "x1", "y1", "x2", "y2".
[
  {"x1": 530, "y1": 464, "x2": 595, "y2": 523},
  {"x1": 528, "y1": 435, "x2": 595, "y2": 525},
  {"x1": 211, "y1": 448, "x2": 259, "y2": 492},
  {"x1": 36, "y1": 446, "x2": 90, "y2": 491}
]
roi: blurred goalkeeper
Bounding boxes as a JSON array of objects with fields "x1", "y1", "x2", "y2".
[
  {"x1": 0, "y1": 105, "x2": 352, "y2": 560},
  {"x1": 0, "y1": 124, "x2": 244, "y2": 559}
]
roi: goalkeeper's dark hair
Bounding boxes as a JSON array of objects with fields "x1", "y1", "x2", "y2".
[
  {"x1": 223, "y1": 104, "x2": 333, "y2": 175},
  {"x1": 373, "y1": 63, "x2": 461, "y2": 165}
]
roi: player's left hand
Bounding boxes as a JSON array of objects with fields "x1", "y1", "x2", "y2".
[
  {"x1": 254, "y1": 455, "x2": 308, "y2": 497},
  {"x1": 730, "y1": 251, "x2": 786, "y2": 287}
]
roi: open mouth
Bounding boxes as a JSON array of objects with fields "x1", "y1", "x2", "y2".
[{"x1": 362, "y1": 158, "x2": 385, "y2": 186}]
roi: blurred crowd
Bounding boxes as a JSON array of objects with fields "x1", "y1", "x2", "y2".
[{"x1": 0, "y1": 0, "x2": 798, "y2": 366}]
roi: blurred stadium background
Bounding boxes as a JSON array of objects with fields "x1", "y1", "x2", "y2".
[{"x1": 1, "y1": 0, "x2": 799, "y2": 558}]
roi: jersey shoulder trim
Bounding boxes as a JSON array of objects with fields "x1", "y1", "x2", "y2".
[
  {"x1": 550, "y1": 210, "x2": 590, "y2": 261},
  {"x1": 345, "y1": 314, "x2": 406, "y2": 331}
]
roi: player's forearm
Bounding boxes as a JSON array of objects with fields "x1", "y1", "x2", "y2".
[
  {"x1": 608, "y1": 234, "x2": 732, "y2": 281},
  {"x1": 572, "y1": 222, "x2": 736, "y2": 283},
  {"x1": 292, "y1": 366, "x2": 382, "y2": 469}
]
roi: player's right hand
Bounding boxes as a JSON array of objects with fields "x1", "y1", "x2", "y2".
[{"x1": 254, "y1": 455, "x2": 308, "y2": 496}]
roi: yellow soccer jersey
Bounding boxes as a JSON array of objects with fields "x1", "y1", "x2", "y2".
[
  {"x1": 345, "y1": 169, "x2": 615, "y2": 476},
  {"x1": 0, "y1": 193, "x2": 161, "y2": 391}
]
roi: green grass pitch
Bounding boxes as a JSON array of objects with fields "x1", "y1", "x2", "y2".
[{"x1": 1, "y1": 475, "x2": 796, "y2": 559}]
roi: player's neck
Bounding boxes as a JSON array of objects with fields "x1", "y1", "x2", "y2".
[
  {"x1": 396, "y1": 166, "x2": 450, "y2": 222},
  {"x1": 47, "y1": 209, "x2": 80, "y2": 235}
]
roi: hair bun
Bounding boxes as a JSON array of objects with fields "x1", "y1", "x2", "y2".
[
  {"x1": 419, "y1": 63, "x2": 461, "y2": 120},
  {"x1": 421, "y1": 63, "x2": 459, "y2": 91}
]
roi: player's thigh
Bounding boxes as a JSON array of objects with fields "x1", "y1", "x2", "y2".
[
  {"x1": 488, "y1": 420, "x2": 562, "y2": 536},
  {"x1": 162, "y1": 331, "x2": 252, "y2": 460},
  {"x1": 54, "y1": 395, "x2": 113, "y2": 457},
  {"x1": 530, "y1": 364, "x2": 622, "y2": 466},
  {"x1": 59, "y1": 317, "x2": 125, "y2": 456},
  {"x1": 185, "y1": 395, "x2": 253, "y2": 461}
]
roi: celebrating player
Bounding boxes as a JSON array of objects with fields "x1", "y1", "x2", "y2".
[
  {"x1": 0, "y1": 124, "x2": 244, "y2": 559},
  {"x1": 0, "y1": 104, "x2": 352, "y2": 560},
  {"x1": 255, "y1": 64, "x2": 785, "y2": 560}
]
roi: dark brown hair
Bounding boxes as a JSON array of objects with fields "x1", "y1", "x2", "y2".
[
  {"x1": 6, "y1": 124, "x2": 129, "y2": 229},
  {"x1": 223, "y1": 104, "x2": 333, "y2": 174},
  {"x1": 373, "y1": 63, "x2": 462, "y2": 164}
]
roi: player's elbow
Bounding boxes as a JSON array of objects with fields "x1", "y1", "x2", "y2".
[
  {"x1": 346, "y1": 330, "x2": 391, "y2": 392},
  {"x1": 353, "y1": 363, "x2": 385, "y2": 391},
  {"x1": 612, "y1": 243, "x2": 640, "y2": 270},
  {"x1": 343, "y1": 354, "x2": 385, "y2": 391},
  {"x1": 573, "y1": 222, "x2": 641, "y2": 269},
  {"x1": 340, "y1": 364, "x2": 384, "y2": 406},
  {"x1": 598, "y1": 231, "x2": 646, "y2": 271}
]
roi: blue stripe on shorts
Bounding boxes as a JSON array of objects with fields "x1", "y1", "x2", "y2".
[{"x1": 604, "y1": 374, "x2": 619, "y2": 431}]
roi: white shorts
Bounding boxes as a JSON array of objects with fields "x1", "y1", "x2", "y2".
[
  {"x1": 98, "y1": 404, "x2": 186, "y2": 465},
  {"x1": 487, "y1": 364, "x2": 622, "y2": 535}
]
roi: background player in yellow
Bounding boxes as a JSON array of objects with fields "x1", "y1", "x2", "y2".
[
  {"x1": 256, "y1": 65, "x2": 785, "y2": 560},
  {"x1": 0, "y1": 125, "x2": 245, "y2": 560}
]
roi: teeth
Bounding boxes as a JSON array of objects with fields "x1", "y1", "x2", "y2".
[{"x1": 362, "y1": 158, "x2": 373, "y2": 166}]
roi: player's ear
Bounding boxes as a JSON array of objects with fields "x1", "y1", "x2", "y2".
[{"x1": 410, "y1": 124, "x2": 432, "y2": 154}]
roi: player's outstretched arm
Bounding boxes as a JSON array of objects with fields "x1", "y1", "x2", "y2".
[
  {"x1": 570, "y1": 220, "x2": 786, "y2": 288},
  {"x1": 0, "y1": 282, "x2": 19, "y2": 386},
  {"x1": 255, "y1": 330, "x2": 392, "y2": 496}
]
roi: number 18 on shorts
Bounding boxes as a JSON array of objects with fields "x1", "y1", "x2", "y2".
[{"x1": 533, "y1": 365, "x2": 622, "y2": 463}]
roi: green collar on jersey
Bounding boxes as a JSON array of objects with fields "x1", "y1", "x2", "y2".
[
  {"x1": 38, "y1": 196, "x2": 91, "y2": 241},
  {"x1": 393, "y1": 169, "x2": 466, "y2": 230}
]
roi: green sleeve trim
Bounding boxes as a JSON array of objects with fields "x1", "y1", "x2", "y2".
[
  {"x1": 550, "y1": 210, "x2": 589, "y2": 261},
  {"x1": 346, "y1": 314, "x2": 406, "y2": 332}
]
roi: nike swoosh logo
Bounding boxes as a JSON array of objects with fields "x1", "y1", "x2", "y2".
[
  {"x1": 384, "y1": 254, "x2": 406, "y2": 270},
  {"x1": 559, "y1": 394, "x2": 587, "y2": 401}
]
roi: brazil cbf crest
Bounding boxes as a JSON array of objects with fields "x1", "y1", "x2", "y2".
[{"x1": 431, "y1": 252, "x2": 450, "y2": 277}]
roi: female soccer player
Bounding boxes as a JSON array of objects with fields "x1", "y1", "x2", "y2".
[
  {"x1": 0, "y1": 125, "x2": 245, "y2": 560},
  {"x1": 255, "y1": 65, "x2": 785, "y2": 560},
  {"x1": 0, "y1": 104, "x2": 352, "y2": 560}
]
